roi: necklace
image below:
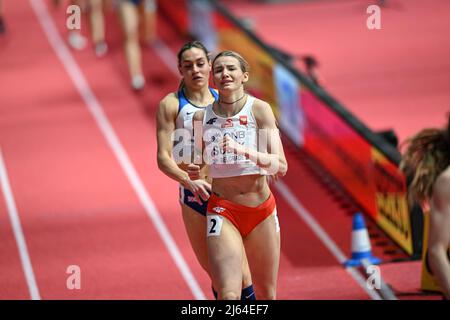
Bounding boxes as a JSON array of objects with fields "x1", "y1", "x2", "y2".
[
  {"x1": 217, "y1": 94, "x2": 248, "y2": 117},
  {"x1": 219, "y1": 93, "x2": 246, "y2": 105}
]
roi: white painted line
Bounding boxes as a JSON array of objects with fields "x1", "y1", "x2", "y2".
[
  {"x1": 0, "y1": 149, "x2": 41, "y2": 300},
  {"x1": 151, "y1": 39, "x2": 180, "y2": 76},
  {"x1": 275, "y1": 180, "x2": 383, "y2": 300},
  {"x1": 362, "y1": 258, "x2": 397, "y2": 300},
  {"x1": 30, "y1": 0, "x2": 206, "y2": 300}
]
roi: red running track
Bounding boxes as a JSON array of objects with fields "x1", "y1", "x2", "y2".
[
  {"x1": 224, "y1": 0, "x2": 450, "y2": 143},
  {"x1": 0, "y1": 0, "x2": 428, "y2": 299}
]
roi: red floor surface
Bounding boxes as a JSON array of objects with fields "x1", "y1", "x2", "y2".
[
  {"x1": 0, "y1": 0, "x2": 442, "y2": 300},
  {"x1": 224, "y1": 0, "x2": 450, "y2": 143}
]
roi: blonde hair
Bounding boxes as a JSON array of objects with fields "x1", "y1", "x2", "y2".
[
  {"x1": 400, "y1": 113, "x2": 450, "y2": 205},
  {"x1": 212, "y1": 50, "x2": 250, "y2": 73}
]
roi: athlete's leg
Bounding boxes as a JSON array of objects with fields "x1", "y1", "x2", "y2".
[
  {"x1": 118, "y1": 0, "x2": 144, "y2": 89},
  {"x1": 0, "y1": 0, "x2": 5, "y2": 34},
  {"x1": 182, "y1": 204, "x2": 253, "y2": 299},
  {"x1": 207, "y1": 216, "x2": 244, "y2": 300},
  {"x1": 138, "y1": 0, "x2": 157, "y2": 45},
  {"x1": 243, "y1": 209, "x2": 280, "y2": 300},
  {"x1": 89, "y1": 0, "x2": 108, "y2": 57}
]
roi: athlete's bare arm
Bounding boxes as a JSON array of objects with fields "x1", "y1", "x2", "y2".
[
  {"x1": 428, "y1": 167, "x2": 450, "y2": 299},
  {"x1": 156, "y1": 93, "x2": 210, "y2": 200},
  {"x1": 222, "y1": 99, "x2": 287, "y2": 177},
  {"x1": 156, "y1": 93, "x2": 189, "y2": 183}
]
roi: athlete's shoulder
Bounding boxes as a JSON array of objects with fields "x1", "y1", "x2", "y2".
[
  {"x1": 157, "y1": 92, "x2": 179, "y2": 120},
  {"x1": 251, "y1": 97, "x2": 277, "y2": 128},
  {"x1": 159, "y1": 92, "x2": 179, "y2": 111},
  {"x1": 159, "y1": 92, "x2": 179, "y2": 107},
  {"x1": 251, "y1": 97, "x2": 273, "y2": 115}
]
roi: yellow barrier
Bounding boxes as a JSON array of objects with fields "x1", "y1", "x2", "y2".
[{"x1": 421, "y1": 211, "x2": 450, "y2": 293}]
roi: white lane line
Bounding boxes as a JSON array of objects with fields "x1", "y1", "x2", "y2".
[
  {"x1": 275, "y1": 180, "x2": 383, "y2": 300},
  {"x1": 361, "y1": 258, "x2": 397, "y2": 300},
  {"x1": 0, "y1": 149, "x2": 41, "y2": 300},
  {"x1": 151, "y1": 39, "x2": 180, "y2": 76},
  {"x1": 29, "y1": 0, "x2": 206, "y2": 300}
]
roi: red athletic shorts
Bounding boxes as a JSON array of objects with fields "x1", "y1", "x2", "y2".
[{"x1": 207, "y1": 192, "x2": 276, "y2": 237}]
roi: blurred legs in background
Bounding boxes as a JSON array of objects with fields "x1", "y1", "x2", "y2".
[
  {"x1": 0, "y1": 0, "x2": 6, "y2": 34},
  {"x1": 90, "y1": 0, "x2": 108, "y2": 57},
  {"x1": 118, "y1": 0, "x2": 145, "y2": 91},
  {"x1": 140, "y1": 0, "x2": 157, "y2": 46}
]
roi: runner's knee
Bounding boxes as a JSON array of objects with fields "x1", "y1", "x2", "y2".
[{"x1": 219, "y1": 290, "x2": 240, "y2": 300}]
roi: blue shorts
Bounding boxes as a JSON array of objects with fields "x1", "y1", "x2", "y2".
[{"x1": 179, "y1": 185, "x2": 208, "y2": 216}]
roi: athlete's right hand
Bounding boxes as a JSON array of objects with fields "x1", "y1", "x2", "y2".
[
  {"x1": 184, "y1": 178, "x2": 211, "y2": 202},
  {"x1": 187, "y1": 164, "x2": 201, "y2": 180}
]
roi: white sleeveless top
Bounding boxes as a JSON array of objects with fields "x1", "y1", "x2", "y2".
[{"x1": 203, "y1": 95, "x2": 266, "y2": 178}]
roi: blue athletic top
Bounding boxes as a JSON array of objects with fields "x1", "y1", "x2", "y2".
[{"x1": 177, "y1": 87, "x2": 219, "y2": 114}]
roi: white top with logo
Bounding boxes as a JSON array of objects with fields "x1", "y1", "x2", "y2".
[
  {"x1": 173, "y1": 88, "x2": 218, "y2": 163},
  {"x1": 203, "y1": 95, "x2": 265, "y2": 178}
]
